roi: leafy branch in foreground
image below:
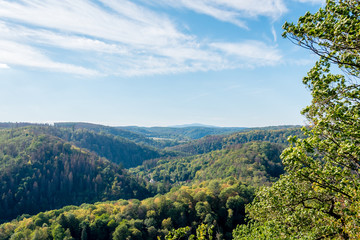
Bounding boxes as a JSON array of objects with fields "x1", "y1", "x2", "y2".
[{"x1": 235, "y1": 1, "x2": 360, "y2": 239}]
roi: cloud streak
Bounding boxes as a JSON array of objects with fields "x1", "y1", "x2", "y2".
[
  {"x1": 295, "y1": 0, "x2": 325, "y2": 4},
  {"x1": 0, "y1": 39, "x2": 98, "y2": 75},
  {"x1": 0, "y1": 0, "x2": 285, "y2": 76},
  {"x1": 210, "y1": 41, "x2": 282, "y2": 66},
  {"x1": 155, "y1": 0, "x2": 288, "y2": 28}
]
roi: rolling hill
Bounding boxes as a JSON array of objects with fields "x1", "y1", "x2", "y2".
[
  {"x1": 166, "y1": 127, "x2": 303, "y2": 155},
  {"x1": 0, "y1": 127, "x2": 152, "y2": 222}
]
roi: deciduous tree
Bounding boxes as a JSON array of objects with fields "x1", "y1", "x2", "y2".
[{"x1": 235, "y1": 1, "x2": 360, "y2": 239}]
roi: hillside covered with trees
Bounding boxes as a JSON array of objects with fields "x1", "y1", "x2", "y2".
[
  {"x1": 0, "y1": 119, "x2": 311, "y2": 239},
  {"x1": 54, "y1": 123, "x2": 181, "y2": 149},
  {"x1": 167, "y1": 127, "x2": 302, "y2": 155},
  {"x1": 0, "y1": 127, "x2": 152, "y2": 223},
  {"x1": 0, "y1": 123, "x2": 298, "y2": 225},
  {"x1": 0, "y1": 178, "x2": 254, "y2": 240},
  {"x1": 0, "y1": 123, "x2": 294, "y2": 239},
  {"x1": 41, "y1": 127, "x2": 171, "y2": 168},
  {"x1": 131, "y1": 141, "x2": 284, "y2": 193}
]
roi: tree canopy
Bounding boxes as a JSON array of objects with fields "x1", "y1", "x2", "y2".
[{"x1": 235, "y1": 1, "x2": 360, "y2": 239}]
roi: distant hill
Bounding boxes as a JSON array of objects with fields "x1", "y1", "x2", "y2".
[
  {"x1": 129, "y1": 127, "x2": 302, "y2": 193},
  {"x1": 0, "y1": 127, "x2": 151, "y2": 222},
  {"x1": 54, "y1": 122, "x2": 180, "y2": 148},
  {"x1": 168, "y1": 123, "x2": 221, "y2": 128},
  {"x1": 0, "y1": 122, "x2": 48, "y2": 128},
  {"x1": 42, "y1": 127, "x2": 172, "y2": 168},
  {"x1": 0, "y1": 124, "x2": 173, "y2": 168},
  {"x1": 118, "y1": 126, "x2": 247, "y2": 141},
  {"x1": 166, "y1": 127, "x2": 303, "y2": 155}
]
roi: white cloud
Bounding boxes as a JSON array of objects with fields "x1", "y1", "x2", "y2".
[
  {"x1": 295, "y1": 0, "x2": 325, "y2": 4},
  {"x1": 0, "y1": 40, "x2": 98, "y2": 75},
  {"x1": 271, "y1": 25, "x2": 277, "y2": 42},
  {"x1": 210, "y1": 41, "x2": 282, "y2": 66},
  {"x1": 0, "y1": 0, "x2": 187, "y2": 47},
  {"x1": 159, "y1": 0, "x2": 247, "y2": 28},
  {"x1": 0, "y1": 0, "x2": 285, "y2": 76},
  {"x1": 156, "y1": 0, "x2": 287, "y2": 28},
  {"x1": 0, "y1": 63, "x2": 9, "y2": 69},
  {"x1": 210, "y1": 0, "x2": 287, "y2": 18}
]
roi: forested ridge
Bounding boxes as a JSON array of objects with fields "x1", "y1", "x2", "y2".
[
  {"x1": 131, "y1": 141, "x2": 284, "y2": 192},
  {"x1": 54, "y1": 123, "x2": 180, "y2": 149},
  {"x1": 0, "y1": 127, "x2": 152, "y2": 223},
  {"x1": 39, "y1": 127, "x2": 172, "y2": 168},
  {"x1": 167, "y1": 127, "x2": 302, "y2": 155}
]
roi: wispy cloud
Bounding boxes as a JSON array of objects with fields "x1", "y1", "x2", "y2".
[
  {"x1": 295, "y1": 0, "x2": 325, "y2": 4},
  {"x1": 271, "y1": 25, "x2": 277, "y2": 42},
  {"x1": 156, "y1": 0, "x2": 288, "y2": 28},
  {"x1": 210, "y1": 41, "x2": 282, "y2": 66},
  {"x1": 0, "y1": 39, "x2": 99, "y2": 75},
  {"x1": 0, "y1": 0, "x2": 186, "y2": 47},
  {"x1": 0, "y1": 0, "x2": 285, "y2": 76}
]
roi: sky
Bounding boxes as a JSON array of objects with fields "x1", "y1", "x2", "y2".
[{"x1": 0, "y1": 0, "x2": 325, "y2": 127}]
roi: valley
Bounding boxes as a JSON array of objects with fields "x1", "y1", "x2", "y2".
[{"x1": 0, "y1": 123, "x2": 299, "y2": 239}]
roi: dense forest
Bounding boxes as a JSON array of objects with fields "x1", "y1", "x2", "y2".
[
  {"x1": 53, "y1": 122, "x2": 178, "y2": 149},
  {"x1": 131, "y1": 141, "x2": 284, "y2": 193},
  {"x1": 167, "y1": 127, "x2": 302, "y2": 155},
  {"x1": 0, "y1": 178, "x2": 254, "y2": 240},
  {"x1": 0, "y1": 127, "x2": 151, "y2": 223},
  {"x1": 39, "y1": 127, "x2": 171, "y2": 168},
  {"x1": 0, "y1": 125, "x2": 294, "y2": 224},
  {"x1": 0, "y1": 123, "x2": 329, "y2": 239},
  {"x1": 0, "y1": 123, "x2": 297, "y2": 238}
]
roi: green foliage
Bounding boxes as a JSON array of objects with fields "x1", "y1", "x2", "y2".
[
  {"x1": 0, "y1": 111, "x2": 302, "y2": 239},
  {"x1": 232, "y1": 221, "x2": 285, "y2": 240},
  {"x1": 282, "y1": 0, "x2": 360, "y2": 77},
  {"x1": 132, "y1": 141, "x2": 284, "y2": 192},
  {"x1": 164, "y1": 226, "x2": 191, "y2": 240},
  {"x1": 167, "y1": 128, "x2": 302, "y2": 155},
  {"x1": 46, "y1": 127, "x2": 169, "y2": 168},
  {"x1": 0, "y1": 127, "x2": 151, "y2": 223},
  {"x1": 193, "y1": 224, "x2": 214, "y2": 240},
  {"x1": 52, "y1": 224, "x2": 66, "y2": 240},
  {"x1": 0, "y1": 179, "x2": 254, "y2": 240},
  {"x1": 237, "y1": 1, "x2": 360, "y2": 239},
  {"x1": 112, "y1": 223, "x2": 129, "y2": 240},
  {"x1": 54, "y1": 122, "x2": 170, "y2": 148}
]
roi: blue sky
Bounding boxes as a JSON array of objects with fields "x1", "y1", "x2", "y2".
[{"x1": 0, "y1": 0, "x2": 325, "y2": 127}]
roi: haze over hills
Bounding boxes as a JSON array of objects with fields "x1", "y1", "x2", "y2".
[
  {"x1": 167, "y1": 123, "x2": 222, "y2": 128},
  {"x1": 117, "y1": 125, "x2": 247, "y2": 142}
]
